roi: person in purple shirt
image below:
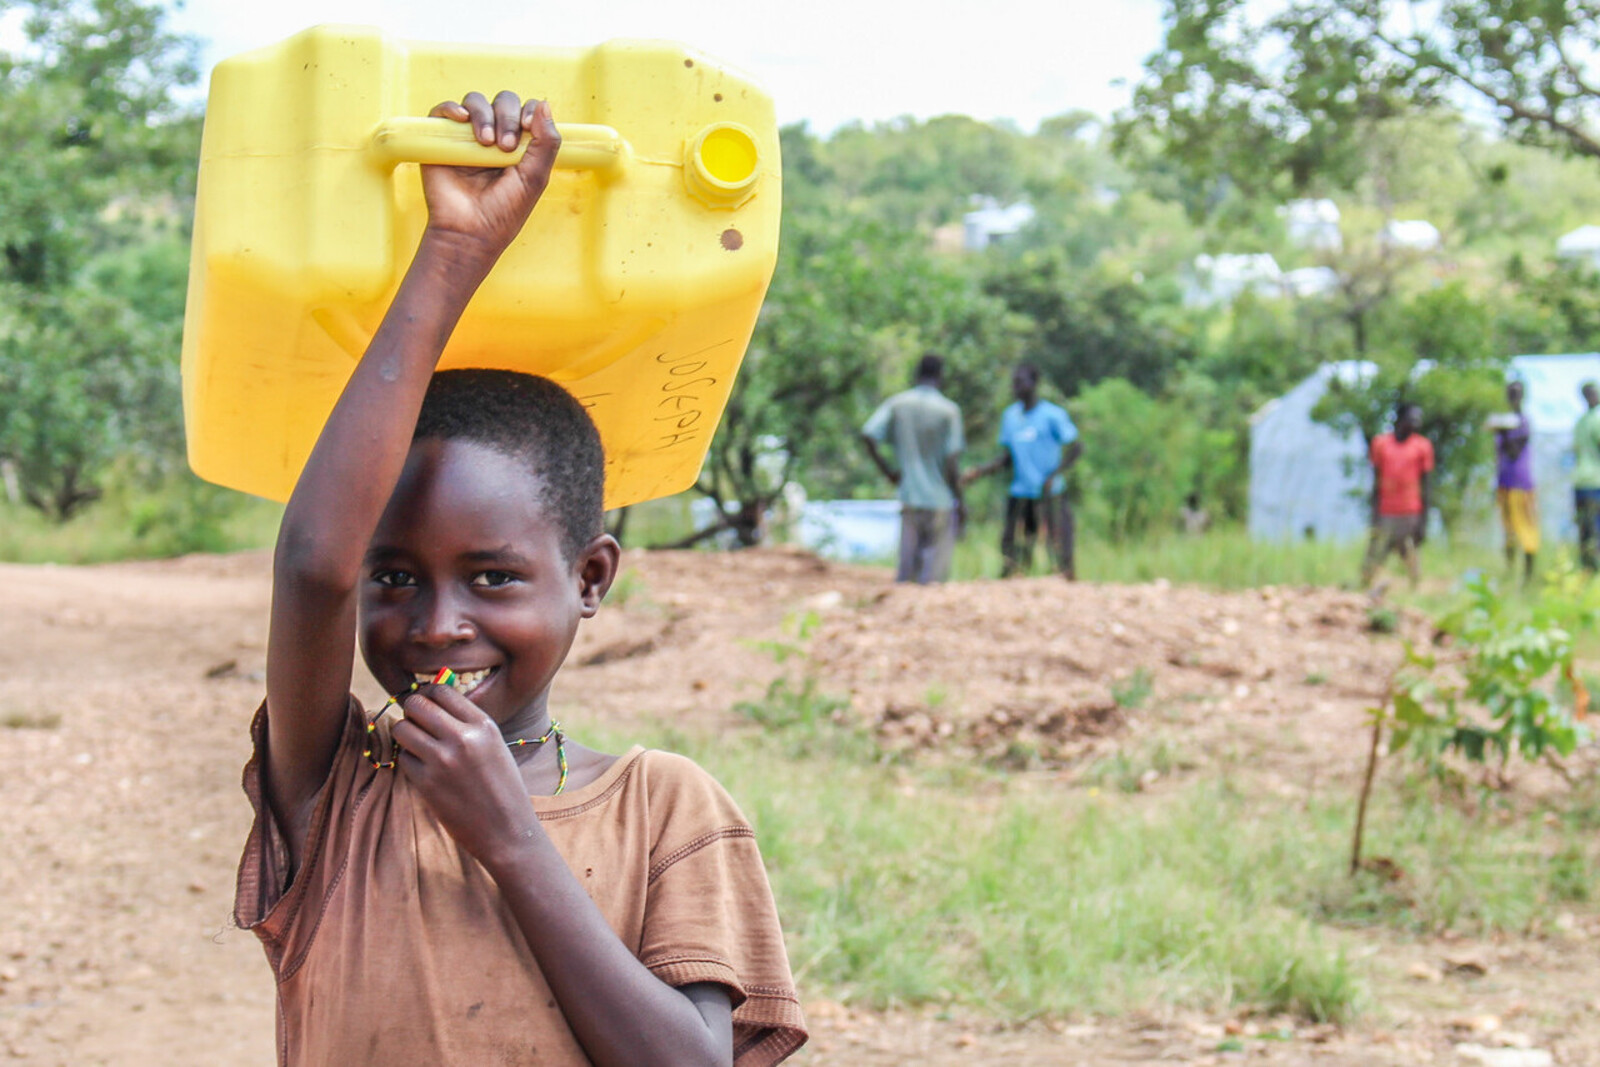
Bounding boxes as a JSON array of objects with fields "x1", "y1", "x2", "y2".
[{"x1": 1493, "y1": 379, "x2": 1539, "y2": 583}]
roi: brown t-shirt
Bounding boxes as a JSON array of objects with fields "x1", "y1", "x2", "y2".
[{"x1": 234, "y1": 700, "x2": 807, "y2": 1066}]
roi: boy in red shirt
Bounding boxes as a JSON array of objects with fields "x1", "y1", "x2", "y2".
[{"x1": 1361, "y1": 402, "x2": 1435, "y2": 590}]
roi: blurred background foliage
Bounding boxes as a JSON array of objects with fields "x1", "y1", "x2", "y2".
[{"x1": 6, "y1": 0, "x2": 1600, "y2": 558}]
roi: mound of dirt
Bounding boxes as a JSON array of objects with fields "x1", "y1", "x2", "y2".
[{"x1": 568, "y1": 550, "x2": 1413, "y2": 784}]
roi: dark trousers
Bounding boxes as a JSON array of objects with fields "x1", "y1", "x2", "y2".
[
  {"x1": 1001, "y1": 495, "x2": 1075, "y2": 578},
  {"x1": 1577, "y1": 488, "x2": 1600, "y2": 571}
]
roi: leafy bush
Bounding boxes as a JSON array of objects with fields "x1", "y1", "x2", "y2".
[
  {"x1": 1072, "y1": 378, "x2": 1236, "y2": 540},
  {"x1": 1388, "y1": 569, "x2": 1595, "y2": 767}
]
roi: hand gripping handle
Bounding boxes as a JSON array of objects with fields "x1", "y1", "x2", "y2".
[{"x1": 369, "y1": 116, "x2": 630, "y2": 174}]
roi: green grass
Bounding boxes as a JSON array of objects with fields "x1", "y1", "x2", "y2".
[
  {"x1": 0, "y1": 475, "x2": 283, "y2": 563},
  {"x1": 582, "y1": 715, "x2": 1599, "y2": 1024},
  {"x1": 0, "y1": 474, "x2": 703, "y2": 565},
  {"x1": 605, "y1": 567, "x2": 654, "y2": 610},
  {"x1": 608, "y1": 496, "x2": 701, "y2": 548},
  {"x1": 1111, "y1": 666, "x2": 1155, "y2": 710},
  {"x1": 1322, "y1": 774, "x2": 1600, "y2": 932},
  {"x1": 1086, "y1": 737, "x2": 1194, "y2": 792},
  {"x1": 948, "y1": 520, "x2": 1497, "y2": 590}
]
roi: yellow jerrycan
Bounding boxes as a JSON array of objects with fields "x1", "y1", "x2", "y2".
[{"x1": 181, "y1": 25, "x2": 780, "y2": 509}]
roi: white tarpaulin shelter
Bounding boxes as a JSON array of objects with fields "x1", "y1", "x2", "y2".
[
  {"x1": 1556, "y1": 225, "x2": 1600, "y2": 270},
  {"x1": 1249, "y1": 361, "x2": 1375, "y2": 542},
  {"x1": 1249, "y1": 354, "x2": 1600, "y2": 543}
]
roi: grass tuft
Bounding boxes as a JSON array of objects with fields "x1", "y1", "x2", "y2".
[{"x1": 1, "y1": 710, "x2": 61, "y2": 730}]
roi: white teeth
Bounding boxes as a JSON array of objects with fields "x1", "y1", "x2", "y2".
[{"x1": 412, "y1": 668, "x2": 493, "y2": 692}]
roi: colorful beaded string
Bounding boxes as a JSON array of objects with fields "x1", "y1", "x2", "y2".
[
  {"x1": 508, "y1": 721, "x2": 568, "y2": 796},
  {"x1": 364, "y1": 668, "x2": 568, "y2": 794}
]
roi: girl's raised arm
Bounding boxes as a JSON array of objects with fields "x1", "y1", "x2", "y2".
[{"x1": 262, "y1": 94, "x2": 561, "y2": 867}]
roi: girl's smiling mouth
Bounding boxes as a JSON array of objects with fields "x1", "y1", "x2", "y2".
[{"x1": 411, "y1": 667, "x2": 496, "y2": 696}]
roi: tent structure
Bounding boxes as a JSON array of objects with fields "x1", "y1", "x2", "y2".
[
  {"x1": 1556, "y1": 225, "x2": 1600, "y2": 270},
  {"x1": 1248, "y1": 361, "x2": 1375, "y2": 542},
  {"x1": 1249, "y1": 354, "x2": 1600, "y2": 543}
]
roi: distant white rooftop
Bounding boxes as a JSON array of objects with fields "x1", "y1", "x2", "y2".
[
  {"x1": 1381, "y1": 219, "x2": 1442, "y2": 251},
  {"x1": 962, "y1": 196, "x2": 1035, "y2": 251},
  {"x1": 1283, "y1": 266, "x2": 1341, "y2": 298},
  {"x1": 1280, "y1": 199, "x2": 1342, "y2": 252},
  {"x1": 1184, "y1": 252, "x2": 1283, "y2": 307}
]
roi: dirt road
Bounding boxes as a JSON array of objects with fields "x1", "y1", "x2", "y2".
[{"x1": 2, "y1": 549, "x2": 1596, "y2": 1064}]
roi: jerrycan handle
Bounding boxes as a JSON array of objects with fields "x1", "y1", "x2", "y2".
[{"x1": 369, "y1": 117, "x2": 630, "y2": 175}]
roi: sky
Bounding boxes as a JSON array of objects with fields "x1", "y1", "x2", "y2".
[{"x1": 160, "y1": 0, "x2": 1167, "y2": 134}]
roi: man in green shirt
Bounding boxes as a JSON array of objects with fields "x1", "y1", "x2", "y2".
[
  {"x1": 861, "y1": 353, "x2": 966, "y2": 583},
  {"x1": 1573, "y1": 381, "x2": 1600, "y2": 571}
]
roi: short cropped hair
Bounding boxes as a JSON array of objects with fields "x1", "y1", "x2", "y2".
[
  {"x1": 915, "y1": 353, "x2": 944, "y2": 381},
  {"x1": 413, "y1": 370, "x2": 604, "y2": 560}
]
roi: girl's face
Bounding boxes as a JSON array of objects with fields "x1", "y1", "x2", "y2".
[{"x1": 358, "y1": 438, "x2": 614, "y2": 734}]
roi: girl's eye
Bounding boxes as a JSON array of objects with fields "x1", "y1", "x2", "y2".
[
  {"x1": 470, "y1": 571, "x2": 516, "y2": 588},
  {"x1": 372, "y1": 570, "x2": 415, "y2": 588}
]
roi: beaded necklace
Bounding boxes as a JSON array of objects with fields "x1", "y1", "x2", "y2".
[
  {"x1": 508, "y1": 720, "x2": 568, "y2": 796},
  {"x1": 363, "y1": 667, "x2": 569, "y2": 795}
]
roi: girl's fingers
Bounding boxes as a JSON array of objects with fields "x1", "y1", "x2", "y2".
[
  {"x1": 428, "y1": 93, "x2": 549, "y2": 155},
  {"x1": 391, "y1": 715, "x2": 443, "y2": 758},
  {"x1": 515, "y1": 100, "x2": 561, "y2": 180},
  {"x1": 424, "y1": 682, "x2": 490, "y2": 723},
  {"x1": 492, "y1": 90, "x2": 522, "y2": 150},
  {"x1": 534, "y1": 99, "x2": 558, "y2": 141},
  {"x1": 460, "y1": 91, "x2": 494, "y2": 145},
  {"x1": 395, "y1": 691, "x2": 454, "y2": 739}
]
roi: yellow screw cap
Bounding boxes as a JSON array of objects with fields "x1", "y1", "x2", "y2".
[{"x1": 685, "y1": 122, "x2": 760, "y2": 208}]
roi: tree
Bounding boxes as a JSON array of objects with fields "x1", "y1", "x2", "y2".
[
  {"x1": 1121, "y1": 0, "x2": 1600, "y2": 206},
  {"x1": 1312, "y1": 284, "x2": 1505, "y2": 530},
  {"x1": 0, "y1": 286, "x2": 173, "y2": 516},
  {"x1": 1070, "y1": 377, "x2": 1226, "y2": 539},
  {"x1": 687, "y1": 206, "x2": 1020, "y2": 546},
  {"x1": 1502, "y1": 259, "x2": 1600, "y2": 354},
  {"x1": 0, "y1": 0, "x2": 198, "y2": 519},
  {"x1": 981, "y1": 249, "x2": 1198, "y2": 397}
]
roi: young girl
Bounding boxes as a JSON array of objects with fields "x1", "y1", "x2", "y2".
[{"x1": 233, "y1": 91, "x2": 806, "y2": 1066}]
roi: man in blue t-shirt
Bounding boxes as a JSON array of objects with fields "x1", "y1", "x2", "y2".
[{"x1": 964, "y1": 363, "x2": 1080, "y2": 578}]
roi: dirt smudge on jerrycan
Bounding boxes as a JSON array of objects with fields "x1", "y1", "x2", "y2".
[{"x1": 180, "y1": 25, "x2": 781, "y2": 509}]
